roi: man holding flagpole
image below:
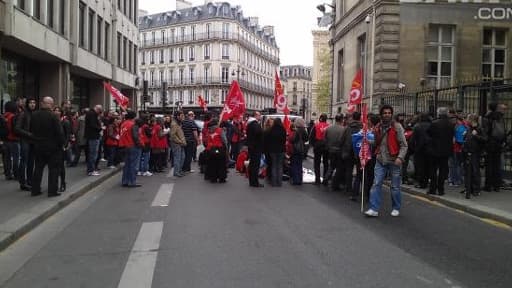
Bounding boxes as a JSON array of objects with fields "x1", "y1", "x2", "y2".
[{"x1": 364, "y1": 105, "x2": 408, "y2": 217}]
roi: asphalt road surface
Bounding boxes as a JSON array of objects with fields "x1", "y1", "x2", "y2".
[{"x1": 1, "y1": 161, "x2": 511, "y2": 288}]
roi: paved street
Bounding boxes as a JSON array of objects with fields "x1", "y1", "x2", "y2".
[{"x1": 0, "y1": 161, "x2": 511, "y2": 288}]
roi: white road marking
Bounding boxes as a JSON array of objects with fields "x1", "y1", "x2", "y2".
[
  {"x1": 151, "y1": 184, "x2": 174, "y2": 207},
  {"x1": 117, "y1": 222, "x2": 164, "y2": 288}
]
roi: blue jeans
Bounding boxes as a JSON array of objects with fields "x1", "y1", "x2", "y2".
[
  {"x1": 171, "y1": 144, "x2": 185, "y2": 176},
  {"x1": 369, "y1": 161, "x2": 402, "y2": 211},
  {"x1": 5, "y1": 141, "x2": 20, "y2": 179},
  {"x1": 270, "y1": 152, "x2": 284, "y2": 187},
  {"x1": 448, "y1": 152, "x2": 463, "y2": 185},
  {"x1": 139, "y1": 150, "x2": 150, "y2": 173},
  {"x1": 122, "y1": 147, "x2": 140, "y2": 186},
  {"x1": 290, "y1": 153, "x2": 303, "y2": 185},
  {"x1": 105, "y1": 146, "x2": 117, "y2": 167},
  {"x1": 87, "y1": 139, "x2": 100, "y2": 173},
  {"x1": 182, "y1": 141, "x2": 195, "y2": 172},
  {"x1": 19, "y1": 141, "x2": 34, "y2": 185}
]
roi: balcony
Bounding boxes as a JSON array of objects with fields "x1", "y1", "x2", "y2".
[{"x1": 140, "y1": 32, "x2": 279, "y2": 64}]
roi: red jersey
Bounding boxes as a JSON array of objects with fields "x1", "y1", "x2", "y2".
[
  {"x1": 119, "y1": 119, "x2": 135, "y2": 148},
  {"x1": 314, "y1": 122, "x2": 329, "y2": 141},
  {"x1": 206, "y1": 127, "x2": 224, "y2": 150}
]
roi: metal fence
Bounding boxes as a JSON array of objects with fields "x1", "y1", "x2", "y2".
[{"x1": 381, "y1": 79, "x2": 512, "y2": 122}]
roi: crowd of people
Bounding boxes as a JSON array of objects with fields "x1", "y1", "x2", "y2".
[{"x1": 1, "y1": 96, "x2": 510, "y2": 218}]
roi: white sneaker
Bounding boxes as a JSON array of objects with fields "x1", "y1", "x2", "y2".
[
  {"x1": 100, "y1": 158, "x2": 107, "y2": 162},
  {"x1": 88, "y1": 171, "x2": 100, "y2": 176},
  {"x1": 137, "y1": 172, "x2": 143, "y2": 176},
  {"x1": 143, "y1": 171, "x2": 153, "y2": 176},
  {"x1": 364, "y1": 209, "x2": 379, "y2": 217},
  {"x1": 107, "y1": 166, "x2": 116, "y2": 169},
  {"x1": 391, "y1": 210, "x2": 400, "y2": 217}
]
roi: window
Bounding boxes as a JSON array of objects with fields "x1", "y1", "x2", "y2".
[
  {"x1": 97, "y1": 17, "x2": 102, "y2": 57},
  {"x1": 160, "y1": 49, "x2": 164, "y2": 63},
  {"x1": 117, "y1": 34, "x2": 122, "y2": 65},
  {"x1": 189, "y1": 46, "x2": 195, "y2": 61},
  {"x1": 357, "y1": 34, "x2": 366, "y2": 70},
  {"x1": 222, "y1": 44, "x2": 229, "y2": 59},
  {"x1": 293, "y1": 94, "x2": 297, "y2": 106},
  {"x1": 221, "y1": 89, "x2": 228, "y2": 104},
  {"x1": 204, "y1": 66, "x2": 210, "y2": 83},
  {"x1": 104, "y1": 23, "x2": 110, "y2": 60},
  {"x1": 128, "y1": 42, "x2": 133, "y2": 72},
  {"x1": 204, "y1": 89, "x2": 210, "y2": 103},
  {"x1": 170, "y1": 29, "x2": 175, "y2": 43},
  {"x1": 59, "y1": 0, "x2": 65, "y2": 34},
  {"x1": 161, "y1": 30, "x2": 165, "y2": 44},
  {"x1": 179, "y1": 69, "x2": 184, "y2": 84},
  {"x1": 88, "y1": 9, "x2": 94, "y2": 52},
  {"x1": 188, "y1": 90, "x2": 194, "y2": 104},
  {"x1": 47, "y1": 0, "x2": 54, "y2": 28},
  {"x1": 142, "y1": 33, "x2": 147, "y2": 46},
  {"x1": 159, "y1": 70, "x2": 164, "y2": 84},
  {"x1": 189, "y1": 67, "x2": 195, "y2": 84},
  {"x1": 152, "y1": 31, "x2": 155, "y2": 45},
  {"x1": 169, "y1": 48, "x2": 174, "y2": 63},
  {"x1": 222, "y1": 23, "x2": 230, "y2": 39},
  {"x1": 16, "y1": 0, "x2": 25, "y2": 10},
  {"x1": 180, "y1": 27, "x2": 186, "y2": 42},
  {"x1": 221, "y1": 67, "x2": 229, "y2": 83},
  {"x1": 427, "y1": 25, "x2": 455, "y2": 88},
  {"x1": 150, "y1": 71, "x2": 155, "y2": 85},
  {"x1": 204, "y1": 44, "x2": 210, "y2": 60},
  {"x1": 206, "y1": 23, "x2": 211, "y2": 39},
  {"x1": 169, "y1": 69, "x2": 174, "y2": 84},
  {"x1": 78, "y1": 2, "x2": 85, "y2": 47},
  {"x1": 191, "y1": 25, "x2": 196, "y2": 40},
  {"x1": 33, "y1": 0, "x2": 41, "y2": 19},
  {"x1": 123, "y1": 37, "x2": 127, "y2": 68},
  {"x1": 337, "y1": 49, "x2": 344, "y2": 103},
  {"x1": 179, "y1": 47, "x2": 184, "y2": 62},
  {"x1": 293, "y1": 81, "x2": 297, "y2": 90},
  {"x1": 179, "y1": 90, "x2": 184, "y2": 102},
  {"x1": 482, "y1": 28, "x2": 507, "y2": 79},
  {"x1": 134, "y1": 45, "x2": 137, "y2": 72},
  {"x1": 150, "y1": 50, "x2": 154, "y2": 64}
]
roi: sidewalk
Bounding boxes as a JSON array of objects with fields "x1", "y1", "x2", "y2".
[
  {"x1": 400, "y1": 183, "x2": 512, "y2": 226},
  {"x1": 0, "y1": 162, "x2": 120, "y2": 251},
  {"x1": 307, "y1": 149, "x2": 512, "y2": 226}
]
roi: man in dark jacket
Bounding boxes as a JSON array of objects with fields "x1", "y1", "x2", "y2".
[
  {"x1": 482, "y1": 102, "x2": 507, "y2": 192},
  {"x1": 340, "y1": 112, "x2": 363, "y2": 200},
  {"x1": 427, "y1": 107, "x2": 454, "y2": 195},
  {"x1": 14, "y1": 97, "x2": 37, "y2": 191},
  {"x1": 246, "y1": 111, "x2": 264, "y2": 187},
  {"x1": 324, "y1": 114, "x2": 345, "y2": 190},
  {"x1": 85, "y1": 105, "x2": 103, "y2": 176},
  {"x1": 411, "y1": 113, "x2": 432, "y2": 189},
  {"x1": 30, "y1": 97, "x2": 65, "y2": 197}
]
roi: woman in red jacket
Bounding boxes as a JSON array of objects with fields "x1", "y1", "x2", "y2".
[
  {"x1": 105, "y1": 116, "x2": 121, "y2": 169},
  {"x1": 150, "y1": 117, "x2": 169, "y2": 173},
  {"x1": 205, "y1": 119, "x2": 228, "y2": 183}
]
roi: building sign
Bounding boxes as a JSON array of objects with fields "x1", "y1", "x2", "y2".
[{"x1": 400, "y1": 0, "x2": 512, "y2": 21}]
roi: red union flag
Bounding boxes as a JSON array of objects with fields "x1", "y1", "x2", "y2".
[
  {"x1": 103, "y1": 81, "x2": 129, "y2": 110},
  {"x1": 348, "y1": 69, "x2": 363, "y2": 106},
  {"x1": 221, "y1": 80, "x2": 246, "y2": 122},
  {"x1": 274, "y1": 71, "x2": 290, "y2": 114},
  {"x1": 197, "y1": 95, "x2": 207, "y2": 112},
  {"x1": 359, "y1": 104, "x2": 372, "y2": 168}
]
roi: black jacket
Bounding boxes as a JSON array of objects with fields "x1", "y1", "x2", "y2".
[
  {"x1": 427, "y1": 116, "x2": 454, "y2": 157},
  {"x1": 464, "y1": 125, "x2": 487, "y2": 154},
  {"x1": 14, "y1": 109, "x2": 34, "y2": 141},
  {"x1": 84, "y1": 110, "x2": 102, "y2": 140},
  {"x1": 246, "y1": 119, "x2": 263, "y2": 153},
  {"x1": 266, "y1": 125, "x2": 287, "y2": 154},
  {"x1": 340, "y1": 120, "x2": 363, "y2": 159},
  {"x1": 30, "y1": 108, "x2": 65, "y2": 153},
  {"x1": 411, "y1": 120, "x2": 431, "y2": 153}
]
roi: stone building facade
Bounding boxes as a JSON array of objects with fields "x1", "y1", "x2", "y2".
[
  {"x1": 280, "y1": 65, "x2": 312, "y2": 122},
  {"x1": 312, "y1": 30, "x2": 330, "y2": 119},
  {"x1": 0, "y1": 0, "x2": 139, "y2": 112},
  {"x1": 137, "y1": 1, "x2": 280, "y2": 115},
  {"x1": 331, "y1": 0, "x2": 512, "y2": 114}
]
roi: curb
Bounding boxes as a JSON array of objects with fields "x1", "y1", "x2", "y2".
[
  {"x1": 0, "y1": 167, "x2": 121, "y2": 252},
  {"x1": 400, "y1": 185, "x2": 512, "y2": 227}
]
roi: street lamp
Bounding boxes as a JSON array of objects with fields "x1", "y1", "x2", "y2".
[{"x1": 231, "y1": 66, "x2": 245, "y2": 82}]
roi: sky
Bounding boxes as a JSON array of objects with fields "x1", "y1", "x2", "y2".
[{"x1": 138, "y1": 0, "x2": 329, "y2": 67}]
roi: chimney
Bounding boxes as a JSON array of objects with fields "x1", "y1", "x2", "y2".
[
  {"x1": 248, "y1": 17, "x2": 259, "y2": 27},
  {"x1": 263, "y1": 26, "x2": 274, "y2": 36},
  {"x1": 176, "y1": 0, "x2": 193, "y2": 10}
]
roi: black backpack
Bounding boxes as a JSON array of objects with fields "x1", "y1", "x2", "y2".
[{"x1": 0, "y1": 115, "x2": 8, "y2": 141}]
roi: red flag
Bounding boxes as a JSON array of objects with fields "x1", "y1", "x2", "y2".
[
  {"x1": 359, "y1": 104, "x2": 371, "y2": 168},
  {"x1": 197, "y1": 95, "x2": 207, "y2": 112},
  {"x1": 274, "y1": 71, "x2": 290, "y2": 114},
  {"x1": 103, "y1": 82, "x2": 129, "y2": 110},
  {"x1": 221, "y1": 80, "x2": 246, "y2": 122},
  {"x1": 283, "y1": 114, "x2": 291, "y2": 133},
  {"x1": 349, "y1": 69, "x2": 363, "y2": 106}
]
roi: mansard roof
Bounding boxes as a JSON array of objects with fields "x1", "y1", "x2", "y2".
[{"x1": 139, "y1": 2, "x2": 278, "y2": 48}]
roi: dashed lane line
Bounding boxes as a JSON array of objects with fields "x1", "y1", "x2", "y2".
[{"x1": 151, "y1": 184, "x2": 174, "y2": 207}]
